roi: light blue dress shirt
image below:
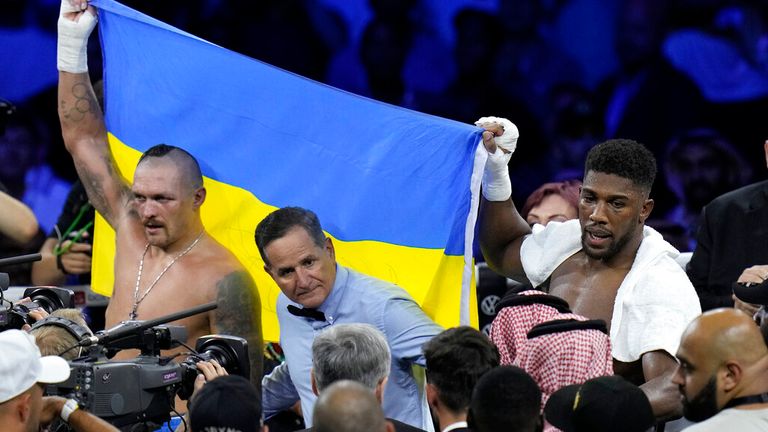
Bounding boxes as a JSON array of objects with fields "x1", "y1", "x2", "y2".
[{"x1": 262, "y1": 264, "x2": 443, "y2": 429}]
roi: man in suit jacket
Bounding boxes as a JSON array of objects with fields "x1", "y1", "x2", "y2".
[
  {"x1": 687, "y1": 140, "x2": 768, "y2": 312},
  {"x1": 298, "y1": 324, "x2": 425, "y2": 432}
]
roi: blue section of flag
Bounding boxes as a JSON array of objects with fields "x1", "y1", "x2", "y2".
[{"x1": 92, "y1": 0, "x2": 481, "y2": 253}]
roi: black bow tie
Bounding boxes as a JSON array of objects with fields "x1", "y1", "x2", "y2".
[{"x1": 287, "y1": 305, "x2": 326, "y2": 321}]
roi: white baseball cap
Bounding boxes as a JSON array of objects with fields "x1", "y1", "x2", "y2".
[{"x1": 0, "y1": 329, "x2": 71, "y2": 403}]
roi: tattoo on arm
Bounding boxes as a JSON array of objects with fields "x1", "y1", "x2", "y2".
[
  {"x1": 214, "y1": 271, "x2": 264, "y2": 391},
  {"x1": 59, "y1": 76, "x2": 129, "y2": 227},
  {"x1": 60, "y1": 82, "x2": 99, "y2": 123},
  {"x1": 73, "y1": 157, "x2": 127, "y2": 225}
]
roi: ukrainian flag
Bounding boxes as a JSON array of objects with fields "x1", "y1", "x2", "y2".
[{"x1": 89, "y1": 0, "x2": 485, "y2": 341}]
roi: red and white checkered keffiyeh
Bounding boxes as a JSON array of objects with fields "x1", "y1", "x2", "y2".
[
  {"x1": 489, "y1": 290, "x2": 566, "y2": 365},
  {"x1": 513, "y1": 313, "x2": 613, "y2": 405},
  {"x1": 489, "y1": 290, "x2": 614, "y2": 432}
]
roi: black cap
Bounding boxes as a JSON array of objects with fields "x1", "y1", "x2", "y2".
[
  {"x1": 544, "y1": 375, "x2": 654, "y2": 432},
  {"x1": 733, "y1": 280, "x2": 768, "y2": 306},
  {"x1": 189, "y1": 375, "x2": 262, "y2": 432}
]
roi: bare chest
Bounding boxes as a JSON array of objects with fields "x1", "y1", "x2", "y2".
[
  {"x1": 546, "y1": 254, "x2": 630, "y2": 328},
  {"x1": 107, "y1": 248, "x2": 214, "y2": 329}
]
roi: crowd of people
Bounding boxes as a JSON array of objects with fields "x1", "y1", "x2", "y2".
[{"x1": 3, "y1": 0, "x2": 768, "y2": 431}]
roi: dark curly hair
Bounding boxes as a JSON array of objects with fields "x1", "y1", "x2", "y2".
[{"x1": 584, "y1": 139, "x2": 656, "y2": 194}]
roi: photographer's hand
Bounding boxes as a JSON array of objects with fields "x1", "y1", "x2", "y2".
[
  {"x1": 40, "y1": 396, "x2": 67, "y2": 426},
  {"x1": 32, "y1": 236, "x2": 92, "y2": 285},
  {"x1": 192, "y1": 360, "x2": 228, "y2": 397},
  {"x1": 733, "y1": 264, "x2": 768, "y2": 317},
  {"x1": 59, "y1": 240, "x2": 93, "y2": 275},
  {"x1": 18, "y1": 297, "x2": 50, "y2": 331},
  {"x1": 42, "y1": 396, "x2": 120, "y2": 431}
]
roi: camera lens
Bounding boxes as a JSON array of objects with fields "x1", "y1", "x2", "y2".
[{"x1": 200, "y1": 345, "x2": 235, "y2": 369}]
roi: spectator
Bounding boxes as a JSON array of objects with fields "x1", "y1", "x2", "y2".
[
  {"x1": 544, "y1": 375, "x2": 655, "y2": 432},
  {"x1": 423, "y1": 326, "x2": 499, "y2": 432},
  {"x1": 0, "y1": 189, "x2": 39, "y2": 246},
  {"x1": 188, "y1": 375, "x2": 265, "y2": 432},
  {"x1": 664, "y1": 129, "x2": 750, "y2": 250},
  {"x1": 31, "y1": 163, "x2": 94, "y2": 288},
  {"x1": 672, "y1": 308, "x2": 768, "y2": 430},
  {"x1": 301, "y1": 323, "x2": 423, "y2": 432},
  {"x1": 520, "y1": 180, "x2": 581, "y2": 227},
  {"x1": 468, "y1": 366, "x2": 542, "y2": 432},
  {"x1": 0, "y1": 107, "x2": 70, "y2": 234},
  {"x1": 313, "y1": 380, "x2": 392, "y2": 432},
  {"x1": 687, "y1": 140, "x2": 768, "y2": 312}
]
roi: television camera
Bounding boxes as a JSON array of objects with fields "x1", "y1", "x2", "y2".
[
  {"x1": 47, "y1": 302, "x2": 250, "y2": 431},
  {"x1": 0, "y1": 253, "x2": 76, "y2": 330}
]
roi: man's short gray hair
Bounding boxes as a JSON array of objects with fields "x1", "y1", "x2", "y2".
[{"x1": 312, "y1": 323, "x2": 391, "y2": 392}]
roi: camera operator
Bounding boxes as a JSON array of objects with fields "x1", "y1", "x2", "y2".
[
  {"x1": 174, "y1": 361, "x2": 266, "y2": 432},
  {"x1": 0, "y1": 329, "x2": 118, "y2": 432},
  {"x1": 28, "y1": 308, "x2": 93, "y2": 360}
]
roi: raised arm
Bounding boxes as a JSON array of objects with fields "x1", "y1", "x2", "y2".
[
  {"x1": 476, "y1": 119, "x2": 531, "y2": 279},
  {"x1": 211, "y1": 270, "x2": 264, "y2": 393},
  {"x1": 57, "y1": 0, "x2": 130, "y2": 228}
]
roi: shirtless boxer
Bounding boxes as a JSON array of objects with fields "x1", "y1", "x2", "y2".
[
  {"x1": 476, "y1": 117, "x2": 700, "y2": 418},
  {"x1": 56, "y1": 0, "x2": 262, "y2": 391}
]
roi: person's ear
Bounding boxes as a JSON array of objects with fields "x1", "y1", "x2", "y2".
[
  {"x1": 193, "y1": 186, "x2": 206, "y2": 208},
  {"x1": 385, "y1": 420, "x2": 396, "y2": 432},
  {"x1": 311, "y1": 369, "x2": 319, "y2": 396},
  {"x1": 640, "y1": 198, "x2": 654, "y2": 223},
  {"x1": 374, "y1": 377, "x2": 388, "y2": 403},
  {"x1": 325, "y1": 237, "x2": 335, "y2": 261},
  {"x1": 263, "y1": 264, "x2": 274, "y2": 278},
  {"x1": 721, "y1": 361, "x2": 742, "y2": 393},
  {"x1": 426, "y1": 382, "x2": 439, "y2": 410},
  {"x1": 16, "y1": 393, "x2": 32, "y2": 424}
]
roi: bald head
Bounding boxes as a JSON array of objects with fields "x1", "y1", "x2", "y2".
[
  {"x1": 137, "y1": 144, "x2": 203, "y2": 191},
  {"x1": 674, "y1": 308, "x2": 768, "y2": 418},
  {"x1": 313, "y1": 380, "x2": 388, "y2": 432},
  {"x1": 682, "y1": 308, "x2": 767, "y2": 366}
]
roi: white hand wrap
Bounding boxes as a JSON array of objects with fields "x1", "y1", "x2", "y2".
[
  {"x1": 475, "y1": 116, "x2": 519, "y2": 154},
  {"x1": 481, "y1": 147, "x2": 513, "y2": 201},
  {"x1": 57, "y1": 0, "x2": 97, "y2": 73},
  {"x1": 475, "y1": 116, "x2": 518, "y2": 201}
]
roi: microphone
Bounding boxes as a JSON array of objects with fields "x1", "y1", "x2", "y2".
[
  {"x1": 0, "y1": 253, "x2": 42, "y2": 268},
  {"x1": 80, "y1": 301, "x2": 218, "y2": 347}
]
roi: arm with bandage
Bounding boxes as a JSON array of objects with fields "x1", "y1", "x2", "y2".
[
  {"x1": 57, "y1": 0, "x2": 131, "y2": 230},
  {"x1": 475, "y1": 116, "x2": 532, "y2": 280}
]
